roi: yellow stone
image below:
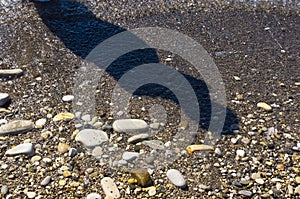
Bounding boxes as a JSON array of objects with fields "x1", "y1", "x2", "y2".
[
  {"x1": 57, "y1": 143, "x2": 70, "y2": 153},
  {"x1": 63, "y1": 170, "x2": 72, "y2": 178},
  {"x1": 295, "y1": 176, "x2": 300, "y2": 184},
  {"x1": 59, "y1": 179, "x2": 67, "y2": 186},
  {"x1": 70, "y1": 181, "x2": 80, "y2": 187},
  {"x1": 186, "y1": 144, "x2": 214, "y2": 154},
  {"x1": 128, "y1": 178, "x2": 137, "y2": 184},
  {"x1": 53, "y1": 112, "x2": 74, "y2": 122}
]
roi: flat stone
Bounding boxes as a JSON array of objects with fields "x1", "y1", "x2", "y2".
[
  {"x1": 75, "y1": 129, "x2": 108, "y2": 149},
  {"x1": 257, "y1": 102, "x2": 272, "y2": 111},
  {"x1": 112, "y1": 119, "x2": 149, "y2": 133},
  {"x1": 41, "y1": 176, "x2": 51, "y2": 186},
  {"x1": 166, "y1": 169, "x2": 186, "y2": 187},
  {"x1": 100, "y1": 177, "x2": 120, "y2": 198},
  {"x1": 57, "y1": 143, "x2": 70, "y2": 153},
  {"x1": 53, "y1": 112, "x2": 74, "y2": 122},
  {"x1": 128, "y1": 133, "x2": 149, "y2": 144},
  {"x1": 86, "y1": 193, "x2": 101, "y2": 199},
  {"x1": 0, "y1": 69, "x2": 23, "y2": 77},
  {"x1": 122, "y1": 151, "x2": 139, "y2": 162},
  {"x1": 0, "y1": 93, "x2": 9, "y2": 106},
  {"x1": 130, "y1": 168, "x2": 153, "y2": 187},
  {"x1": 238, "y1": 190, "x2": 252, "y2": 197},
  {"x1": 62, "y1": 95, "x2": 74, "y2": 102},
  {"x1": 5, "y1": 143, "x2": 34, "y2": 156},
  {"x1": 0, "y1": 120, "x2": 34, "y2": 136},
  {"x1": 142, "y1": 140, "x2": 165, "y2": 150}
]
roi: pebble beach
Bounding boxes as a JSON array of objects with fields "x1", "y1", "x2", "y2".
[{"x1": 0, "y1": 0, "x2": 299, "y2": 198}]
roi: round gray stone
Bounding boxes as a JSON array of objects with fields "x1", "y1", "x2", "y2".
[
  {"x1": 75, "y1": 129, "x2": 108, "y2": 149},
  {"x1": 122, "y1": 151, "x2": 139, "y2": 162}
]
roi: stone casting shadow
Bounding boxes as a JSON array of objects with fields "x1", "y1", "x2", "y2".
[{"x1": 33, "y1": 0, "x2": 238, "y2": 134}]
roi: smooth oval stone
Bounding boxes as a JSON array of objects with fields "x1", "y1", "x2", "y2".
[
  {"x1": 62, "y1": 95, "x2": 74, "y2": 102},
  {"x1": 112, "y1": 119, "x2": 149, "y2": 133},
  {"x1": 142, "y1": 140, "x2": 165, "y2": 150},
  {"x1": 41, "y1": 176, "x2": 51, "y2": 186},
  {"x1": 122, "y1": 151, "x2": 139, "y2": 162},
  {"x1": 100, "y1": 177, "x2": 120, "y2": 198},
  {"x1": 86, "y1": 193, "x2": 101, "y2": 199},
  {"x1": 0, "y1": 69, "x2": 23, "y2": 77},
  {"x1": 0, "y1": 93, "x2": 9, "y2": 106},
  {"x1": 130, "y1": 168, "x2": 153, "y2": 187},
  {"x1": 75, "y1": 129, "x2": 108, "y2": 149},
  {"x1": 0, "y1": 120, "x2": 34, "y2": 136},
  {"x1": 166, "y1": 169, "x2": 186, "y2": 187},
  {"x1": 5, "y1": 143, "x2": 34, "y2": 156},
  {"x1": 128, "y1": 133, "x2": 150, "y2": 144}
]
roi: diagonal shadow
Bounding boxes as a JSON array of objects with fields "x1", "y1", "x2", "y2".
[{"x1": 33, "y1": 0, "x2": 238, "y2": 133}]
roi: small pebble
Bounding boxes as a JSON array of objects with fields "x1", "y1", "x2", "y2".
[
  {"x1": 238, "y1": 190, "x2": 252, "y2": 197},
  {"x1": 236, "y1": 149, "x2": 245, "y2": 158},
  {"x1": 68, "y1": 148, "x2": 77, "y2": 158},
  {"x1": 62, "y1": 95, "x2": 74, "y2": 102},
  {"x1": 166, "y1": 169, "x2": 186, "y2": 187},
  {"x1": 57, "y1": 143, "x2": 70, "y2": 153},
  {"x1": 41, "y1": 176, "x2": 51, "y2": 186},
  {"x1": 86, "y1": 193, "x2": 101, "y2": 199},
  {"x1": 1, "y1": 185, "x2": 8, "y2": 195},
  {"x1": 257, "y1": 102, "x2": 272, "y2": 111},
  {"x1": 122, "y1": 151, "x2": 139, "y2": 162},
  {"x1": 128, "y1": 133, "x2": 149, "y2": 144},
  {"x1": 112, "y1": 119, "x2": 149, "y2": 133},
  {"x1": 26, "y1": 192, "x2": 36, "y2": 199},
  {"x1": 131, "y1": 168, "x2": 153, "y2": 187}
]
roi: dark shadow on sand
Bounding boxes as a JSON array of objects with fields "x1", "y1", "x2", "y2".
[{"x1": 33, "y1": 0, "x2": 238, "y2": 133}]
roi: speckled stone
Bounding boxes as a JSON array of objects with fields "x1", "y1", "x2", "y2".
[{"x1": 100, "y1": 177, "x2": 120, "y2": 198}]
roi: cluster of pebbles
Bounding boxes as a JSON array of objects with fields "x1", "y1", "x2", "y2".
[{"x1": 0, "y1": 0, "x2": 299, "y2": 198}]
